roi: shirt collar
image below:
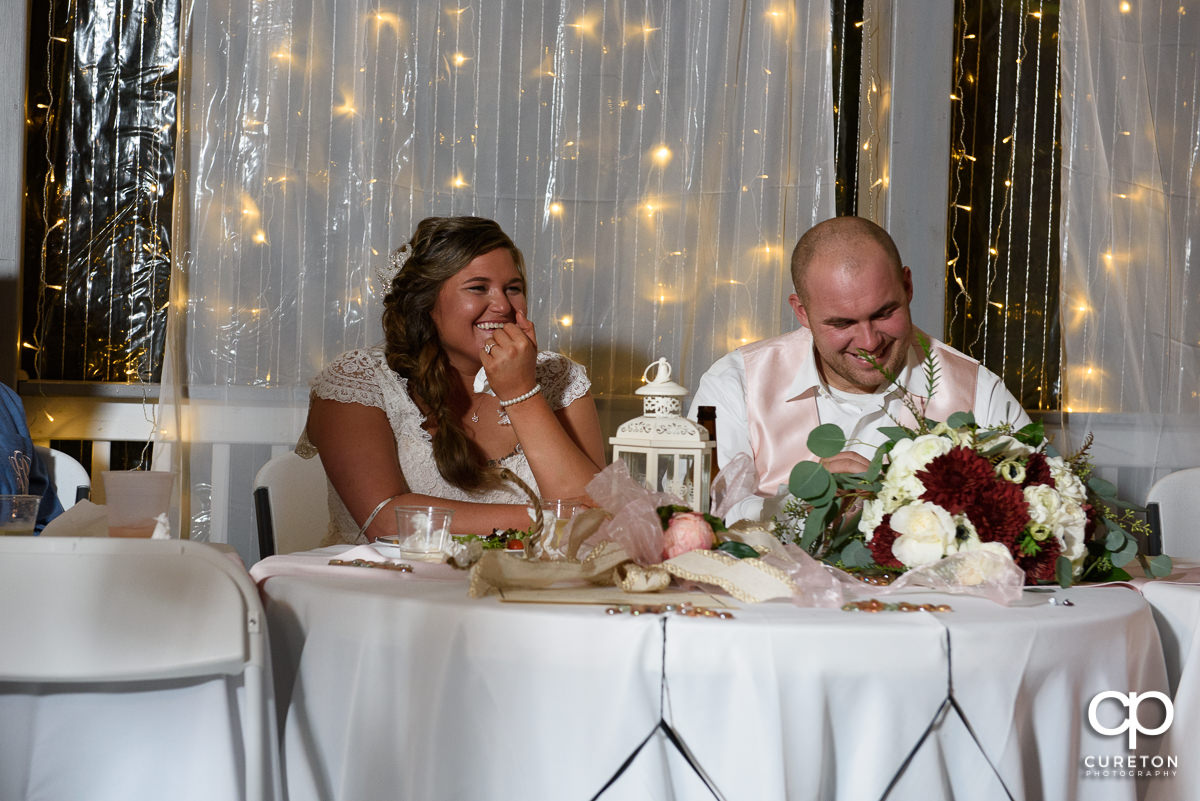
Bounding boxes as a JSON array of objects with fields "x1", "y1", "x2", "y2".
[{"x1": 782, "y1": 335, "x2": 928, "y2": 403}]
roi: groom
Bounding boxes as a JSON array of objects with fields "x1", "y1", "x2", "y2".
[{"x1": 688, "y1": 216, "x2": 1029, "y2": 521}]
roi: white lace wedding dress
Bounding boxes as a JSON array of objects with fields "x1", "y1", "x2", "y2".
[{"x1": 297, "y1": 345, "x2": 591, "y2": 544}]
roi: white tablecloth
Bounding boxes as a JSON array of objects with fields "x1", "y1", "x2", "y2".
[
  {"x1": 1141, "y1": 576, "x2": 1200, "y2": 801},
  {"x1": 256, "y1": 548, "x2": 1171, "y2": 801}
]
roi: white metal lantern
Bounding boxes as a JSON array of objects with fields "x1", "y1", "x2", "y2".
[{"x1": 610, "y1": 358, "x2": 715, "y2": 513}]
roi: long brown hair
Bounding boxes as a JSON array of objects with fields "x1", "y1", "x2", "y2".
[{"x1": 380, "y1": 216, "x2": 526, "y2": 491}]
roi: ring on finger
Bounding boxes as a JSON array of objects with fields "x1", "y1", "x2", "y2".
[{"x1": 484, "y1": 341, "x2": 495, "y2": 355}]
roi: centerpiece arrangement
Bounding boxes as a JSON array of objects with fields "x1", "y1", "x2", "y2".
[{"x1": 772, "y1": 337, "x2": 1172, "y2": 587}]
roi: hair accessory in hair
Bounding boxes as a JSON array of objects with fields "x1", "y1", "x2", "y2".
[{"x1": 372, "y1": 243, "x2": 413, "y2": 297}]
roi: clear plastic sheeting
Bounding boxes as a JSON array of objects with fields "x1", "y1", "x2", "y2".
[
  {"x1": 23, "y1": 0, "x2": 178, "y2": 383},
  {"x1": 171, "y1": 0, "x2": 834, "y2": 394},
  {"x1": 1056, "y1": 0, "x2": 1200, "y2": 502}
]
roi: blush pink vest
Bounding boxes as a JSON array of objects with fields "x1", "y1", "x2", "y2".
[{"x1": 741, "y1": 328, "x2": 979, "y2": 495}]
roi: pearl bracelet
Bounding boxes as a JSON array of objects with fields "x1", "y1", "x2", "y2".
[{"x1": 498, "y1": 383, "x2": 542, "y2": 408}]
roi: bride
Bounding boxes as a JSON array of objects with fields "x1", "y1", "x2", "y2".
[{"x1": 301, "y1": 216, "x2": 605, "y2": 542}]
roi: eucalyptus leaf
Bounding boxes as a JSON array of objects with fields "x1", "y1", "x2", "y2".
[
  {"x1": 1103, "y1": 524, "x2": 1127, "y2": 552},
  {"x1": 799, "y1": 502, "x2": 832, "y2": 552},
  {"x1": 878, "y1": 426, "x2": 914, "y2": 442},
  {"x1": 947, "y1": 411, "x2": 976, "y2": 429},
  {"x1": 864, "y1": 440, "x2": 896, "y2": 483},
  {"x1": 1147, "y1": 554, "x2": 1173, "y2": 578},
  {"x1": 807, "y1": 423, "x2": 847, "y2": 459},
  {"x1": 789, "y1": 461, "x2": 834, "y2": 502},
  {"x1": 1055, "y1": 556, "x2": 1073, "y2": 588},
  {"x1": 1088, "y1": 476, "x2": 1118, "y2": 498},
  {"x1": 840, "y1": 540, "x2": 875, "y2": 568},
  {"x1": 1111, "y1": 536, "x2": 1139, "y2": 568},
  {"x1": 811, "y1": 480, "x2": 839, "y2": 509},
  {"x1": 980, "y1": 439, "x2": 1013, "y2": 458},
  {"x1": 715, "y1": 541, "x2": 760, "y2": 560}
]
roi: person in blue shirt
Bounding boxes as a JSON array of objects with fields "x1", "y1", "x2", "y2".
[{"x1": 1, "y1": 382, "x2": 63, "y2": 532}]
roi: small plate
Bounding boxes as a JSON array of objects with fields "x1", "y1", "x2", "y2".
[
  {"x1": 373, "y1": 535, "x2": 446, "y2": 563},
  {"x1": 372, "y1": 537, "x2": 407, "y2": 559}
]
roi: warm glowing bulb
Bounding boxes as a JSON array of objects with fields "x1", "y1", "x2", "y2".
[
  {"x1": 453, "y1": 53, "x2": 468, "y2": 66},
  {"x1": 989, "y1": 247, "x2": 999, "y2": 256},
  {"x1": 452, "y1": 175, "x2": 468, "y2": 188},
  {"x1": 653, "y1": 145, "x2": 672, "y2": 164},
  {"x1": 1120, "y1": 1, "x2": 1131, "y2": 12},
  {"x1": 559, "y1": 315, "x2": 573, "y2": 327},
  {"x1": 253, "y1": 231, "x2": 267, "y2": 244},
  {"x1": 549, "y1": 202, "x2": 564, "y2": 215}
]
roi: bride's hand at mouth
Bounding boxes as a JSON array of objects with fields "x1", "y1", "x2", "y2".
[{"x1": 481, "y1": 310, "x2": 538, "y2": 399}]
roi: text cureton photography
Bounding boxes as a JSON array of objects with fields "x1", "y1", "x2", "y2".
[{"x1": 1082, "y1": 691, "x2": 1178, "y2": 779}]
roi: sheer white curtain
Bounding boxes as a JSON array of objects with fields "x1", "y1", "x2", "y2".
[
  {"x1": 1057, "y1": 0, "x2": 1200, "y2": 503},
  {"x1": 166, "y1": 0, "x2": 835, "y2": 549}
]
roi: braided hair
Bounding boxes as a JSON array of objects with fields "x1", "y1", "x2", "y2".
[{"x1": 380, "y1": 217, "x2": 526, "y2": 491}]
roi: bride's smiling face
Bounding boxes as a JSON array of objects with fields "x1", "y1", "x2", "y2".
[{"x1": 430, "y1": 248, "x2": 527, "y2": 371}]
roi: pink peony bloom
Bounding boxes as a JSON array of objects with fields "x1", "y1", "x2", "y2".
[{"x1": 662, "y1": 511, "x2": 715, "y2": 560}]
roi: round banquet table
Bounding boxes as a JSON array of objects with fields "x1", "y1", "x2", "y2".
[{"x1": 253, "y1": 547, "x2": 1172, "y2": 801}]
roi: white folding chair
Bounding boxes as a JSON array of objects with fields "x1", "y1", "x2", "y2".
[
  {"x1": 253, "y1": 450, "x2": 332, "y2": 558},
  {"x1": 1146, "y1": 467, "x2": 1200, "y2": 559},
  {"x1": 34, "y1": 445, "x2": 92, "y2": 509},
  {"x1": 0, "y1": 537, "x2": 277, "y2": 801}
]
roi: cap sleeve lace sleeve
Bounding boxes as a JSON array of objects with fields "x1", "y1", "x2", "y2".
[
  {"x1": 537, "y1": 352, "x2": 591, "y2": 410},
  {"x1": 309, "y1": 349, "x2": 388, "y2": 410}
]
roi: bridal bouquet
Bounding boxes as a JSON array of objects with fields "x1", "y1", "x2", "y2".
[{"x1": 774, "y1": 348, "x2": 1172, "y2": 587}]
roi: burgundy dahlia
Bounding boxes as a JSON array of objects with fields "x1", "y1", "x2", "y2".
[
  {"x1": 867, "y1": 516, "x2": 905, "y2": 569},
  {"x1": 1023, "y1": 452, "x2": 1056, "y2": 489},
  {"x1": 1016, "y1": 535, "x2": 1062, "y2": 584},
  {"x1": 917, "y1": 446, "x2": 996, "y2": 515},
  {"x1": 964, "y1": 477, "x2": 1029, "y2": 549}
]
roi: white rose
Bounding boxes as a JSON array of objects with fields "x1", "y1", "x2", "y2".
[
  {"x1": 886, "y1": 435, "x2": 955, "y2": 495},
  {"x1": 859, "y1": 498, "x2": 885, "y2": 541},
  {"x1": 889, "y1": 501, "x2": 957, "y2": 568},
  {"x1": 951, "y1": 542, "x2": 1017, "y2": 585},
  {"x1": 1046, "y1": 457, "x2": 1087, "y2": 504},
  {"x1": 1024, "y1": 484, "x2": 1066, "y2": 528},
  {"x1": 1054, "y1": 499, "x2": 1088, "y2": 565}
]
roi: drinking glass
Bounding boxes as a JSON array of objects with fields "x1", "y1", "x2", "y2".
[
  {"x1": 392, "y1": 506, "x2": 454, "y2": 561},
  {"x1": 0, "y1": 494, "x2": 40, "y2": 535}
]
